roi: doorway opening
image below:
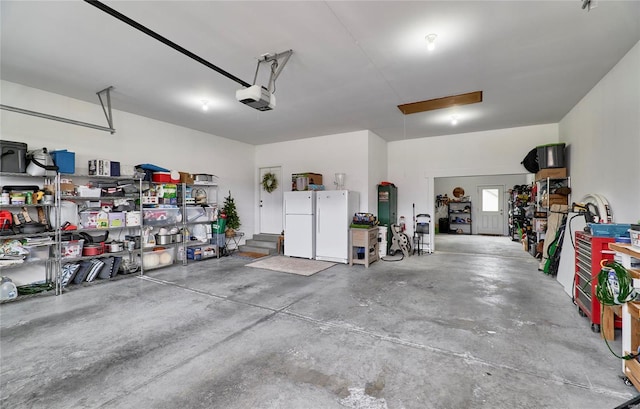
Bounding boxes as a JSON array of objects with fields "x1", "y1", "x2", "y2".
[{"x1": 434, "y1": 174, "x2": 529, "y2": 238}]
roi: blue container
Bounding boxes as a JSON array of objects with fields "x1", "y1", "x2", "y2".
[
  {"x1": 588, "y1": 223, "x2": 631, "y2": 238},
  {"x1": 50, "y1": 150, "x2": 75, "y2": 174}
]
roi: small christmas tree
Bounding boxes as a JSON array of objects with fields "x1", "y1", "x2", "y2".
[{"x1": 222, "y1": 190, "x2": 240, "y2": 231}]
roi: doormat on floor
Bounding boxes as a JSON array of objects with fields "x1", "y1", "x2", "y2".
[
  {"x1": 246, "y1": 256, "x2": 336, "y2": 276},
  {"x1": 234, "y1": 251, "x2": 268, "y2": 259}
]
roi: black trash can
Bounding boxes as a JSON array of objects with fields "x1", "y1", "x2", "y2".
[{"x1": 438, "y1": 218, "x2": 449, "y2": 234}]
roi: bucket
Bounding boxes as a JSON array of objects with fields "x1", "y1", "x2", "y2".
[{"x1": 26, "y1": 148, "x2": 58, "y2": 176}]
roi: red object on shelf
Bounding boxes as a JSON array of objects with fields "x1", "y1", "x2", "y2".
[
  {"x1": 152, "y1": 172, "x2": 171, "y2": 183},
  {"x1": 574, "y1": 231, "x2": 620, "y2": 331}
]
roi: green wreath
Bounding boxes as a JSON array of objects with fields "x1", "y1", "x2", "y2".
[{"x1": 262, "y1": 172, "x2": 278, "y2": 193}]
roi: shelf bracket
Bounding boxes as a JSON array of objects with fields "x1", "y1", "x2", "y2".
[
  {"x1": 97, "y1": 86, "x2": 115, "y2": 133},
  {"x1": 0, "y1": 86, "x2": 116, "y2": 134}
]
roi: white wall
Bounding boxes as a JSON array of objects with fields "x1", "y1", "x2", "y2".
[
  {"x1": 367, "y1": 131, "x2": 388, "y2": 214},
  {"x1": 388, "y1": 123, "x2": 559, "y2": 249},
  {"x1": 559, "y1": 41, "x2": 640, "y2": 224},
  {"x1": 0, "y1": 80, "x2": 256, "y2": 237},
  {"x1": 254, "y1": 130, "x2": 370, "y2": 217}
]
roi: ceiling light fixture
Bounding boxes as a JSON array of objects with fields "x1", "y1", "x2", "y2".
[
  {"x1": 201, "y1": 100, "x2": 209, "y2": 112},
  {"x1": 425, "y1": 33, "x2": 438, "y2": 51},
  {"x1": 450, "y1": 115, "x2": 458, "y2": 126}
]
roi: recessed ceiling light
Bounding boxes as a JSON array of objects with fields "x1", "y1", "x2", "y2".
[{"x1": 425, "y1": 33, "x2": 437, "y2": 51}]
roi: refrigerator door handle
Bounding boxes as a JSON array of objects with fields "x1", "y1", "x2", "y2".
[{"x1": 317, "y1": 208, "x2": 320, "y2": 233}]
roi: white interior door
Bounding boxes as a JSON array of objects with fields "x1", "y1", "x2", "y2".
[
  {"x1": 477, "y1": 185, "x2": 505, "y2": 235},
  {"x1": 259, "y1": 166, "x2": 283, "y2": 234}
]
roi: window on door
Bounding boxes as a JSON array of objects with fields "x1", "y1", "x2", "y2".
[{"x1": 482, "y1": 188, "x2": 500, "y2": 212}]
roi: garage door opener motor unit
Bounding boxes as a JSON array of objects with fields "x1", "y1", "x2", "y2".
[{"x1": 236, "y1": 50, "x2": 293, "y2": 111}]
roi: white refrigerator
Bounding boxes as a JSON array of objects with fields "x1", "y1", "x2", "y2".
[
  {"x1": 315, "y1": 190, "x2": 360, "y2": 263},
  {"x1": 284, "y1": 191, "x2": 316, "y2": 259}
]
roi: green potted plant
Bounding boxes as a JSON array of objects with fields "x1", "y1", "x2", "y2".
[{"x1": 222, "y1": 190, "x2": 240, "y2": 236}]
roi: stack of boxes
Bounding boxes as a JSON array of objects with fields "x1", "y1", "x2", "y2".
[{"x1": 535, "y1": 143, "x2": 569, "y2": 208}]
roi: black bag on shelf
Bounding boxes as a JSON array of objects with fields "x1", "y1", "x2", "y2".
[{"x1": 521, "y1": 148, "x2": 539, "y2": 173}]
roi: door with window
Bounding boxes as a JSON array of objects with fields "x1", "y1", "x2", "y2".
[{"x1": 477, "y1": 185, "x2": 505, "y2": 235}]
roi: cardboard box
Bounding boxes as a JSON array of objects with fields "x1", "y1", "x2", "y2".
[
  {"x1": 536, "y1": 167, "x2": 567, "y2": 181},
  {"x1": 179, "y1": 172, "x2": 194, "y2": 184},
  {"x1": 60, "y1": 183, "x2": 75, "y2": 193},
  {"x1": 88, "y1": 159, "x2": 111, "y2": 176},
  {"x1": 542, "y1": 194, "x2": 568, "y2": 208},
  {"x1": 292, "y1": 172, "x2": 323, "y2": 191}
]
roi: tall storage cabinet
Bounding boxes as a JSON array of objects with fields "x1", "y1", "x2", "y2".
[
  {"x1": 574, "y1": 231, "x2": 617, "y2": 333},
  {"x1": 377, "y1": 184, "x2": 397, "y2": 255}
]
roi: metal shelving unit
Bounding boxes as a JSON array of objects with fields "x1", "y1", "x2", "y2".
[
  {"x1": 0, "y1": 171, "x2": 58, "y2": 297},
  {"x1": 179, "y1": 181, "x2": 221, "y2": 262},
  {"x1": 56, "y1": 174, "x2": 144, "y2": 288},
  {"x1": 448, "y1": 201, "x2": 472, "y2": 235}
]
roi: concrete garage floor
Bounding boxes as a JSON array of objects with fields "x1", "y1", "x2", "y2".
[{"x1": 0, "y1": 235, "x2": 636, "y2": 408}]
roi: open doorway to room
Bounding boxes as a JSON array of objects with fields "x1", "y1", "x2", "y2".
[{"x1": 433, "y1": 174, "x2": 531, "y2": 239}]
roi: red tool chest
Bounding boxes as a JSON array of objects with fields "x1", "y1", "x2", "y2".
[{"x1": 574, "y1": 231, "x2": 620, "y2": 333}]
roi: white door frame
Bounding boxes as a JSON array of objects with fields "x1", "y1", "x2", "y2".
[
  {"x1": 259, "y1": 166, "x2": 283, "y2": 234},
  {"x1": 476, "y1": 184, "x2": 506, "y2": 236}
]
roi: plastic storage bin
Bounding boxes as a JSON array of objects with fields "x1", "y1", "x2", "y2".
[
  {"x1": 50, "y1": 150, "x2": 75, "y2": 174},
  {"x1": 142, "y1": 247, "x2": 175, "y2": 270},
  {"x1": 80, "y1": 211, "x2": 109, "y2": 229},
  {"x1": 125, "y1": 211, "x2": 141, "y2": 226},
  {"x1": 142, "y1": 208, "x2": 180, "y2": 225},
  {"x1": 61, "y1": 239, "x2": 84, "y2": 258},
  {"x1": 0, "y1": 140, "x2": 27, "y2": 173},
  {"x1": 588, "y1": 223, "x2": 631, "y2": 238},
  {"x1": 25, "y1": 245, "x2": 51, "y2": 261},
  {"x1": 187, "y1": 245, "x2": 218, "y2": 260},
  {"x1": 537, "y1": 143, "x2": 566, "y2": 169}
]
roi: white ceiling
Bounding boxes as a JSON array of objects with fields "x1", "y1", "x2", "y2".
[{"x1": 1, "y1": 1, "x2": 639, "y2": 145}]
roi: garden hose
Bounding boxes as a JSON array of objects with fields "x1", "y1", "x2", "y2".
[
  {"x1": 596, "y1": 260, "x2": 636, "y2": 306},
  {"x1": 592, "y1": 261, "x2": 639, "y2": 360}
]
